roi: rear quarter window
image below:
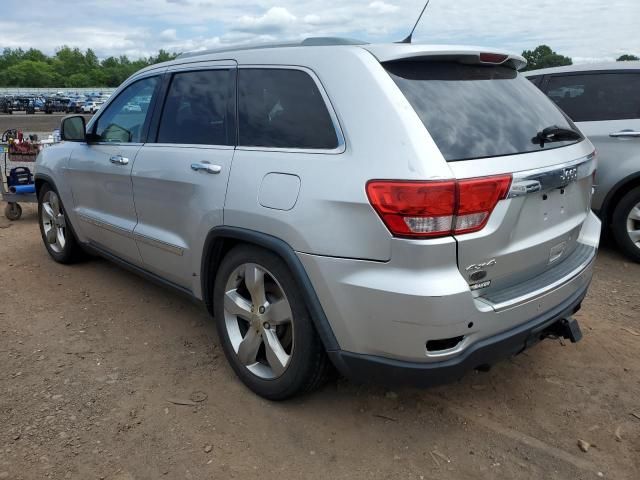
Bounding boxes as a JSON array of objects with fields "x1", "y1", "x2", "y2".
[
  {"x1": 238, "y1": 68, "x2": 339, "y2": 150},
  {"x1": 386, "y1": 61, "x2": 582, "y2": 161}
]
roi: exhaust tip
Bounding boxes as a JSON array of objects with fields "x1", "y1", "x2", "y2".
[{"x1": 426, "y1": 336, "x2": 464, "y2": 352}]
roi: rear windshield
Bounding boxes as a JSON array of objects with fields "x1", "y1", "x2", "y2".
[{"x1": 386, "y1": 61, "x2": 583, "y2": 162}]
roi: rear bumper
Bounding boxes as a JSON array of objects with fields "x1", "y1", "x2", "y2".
[
  {"x1": 328, "y1": 283, "x2": 587, "y2": 387},
  {"x1": 298, "y1": 211, "x2": 600, "y2": 363}
]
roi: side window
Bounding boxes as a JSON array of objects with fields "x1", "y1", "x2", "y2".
[
  {"x1": 238, "y1": 68, "x2": 339, "y2": 150},
  {"x1": 95, "y1": 76, "x2": 159, "y2": 143},
  {"x1": 545, "y1": 72, "x2": 640, "y2": 122},
  {"x1": 157, "y1": 69, "x2": 235, "y2": 145}
]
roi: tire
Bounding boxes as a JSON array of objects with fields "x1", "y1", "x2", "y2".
[
  {"x1": 611, "y1": 187, "x2": 640, "y2": 263},
  {"x1": 213, "y1": 245, "x2": 331, "y2": 400},
  {"x1": 38, "y1": 184, "x2": 83, "y2": 264},
  {"x1": 4, "y1": 202, "x2": 22, "y2": 221}
]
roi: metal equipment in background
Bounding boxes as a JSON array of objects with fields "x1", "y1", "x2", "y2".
[{"x1": 1, "y1": 129, "x2": 39, "y2": 220}]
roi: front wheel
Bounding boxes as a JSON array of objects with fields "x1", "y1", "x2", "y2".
[
  {"x1": 38, "y1": 185, "x2": 82, "y2": 263},
  {"x1": 612, "y1": 187, "x2": 640, "y2": 263},
  {"x1": 213, "y1": 245, "x2": 331, "y2": 400}
]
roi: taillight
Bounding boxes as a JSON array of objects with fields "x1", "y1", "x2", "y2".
[
  {"x1": 479, "y1": 52, "x2": 508, "y2": 64},
  {"x1": 366, "y1": 175, "x2": 512, "y2": 238}
]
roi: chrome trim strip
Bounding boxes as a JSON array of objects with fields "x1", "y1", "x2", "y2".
[
  {"x1": 480, "y1": 248, "x2": 596, "y2": 312},
  {"x1": 507, "y1": 152, "x2": 596, "y2": 198},
  {"x1": 134, "y1": 233, "x2": 184, "y2": 256},
  {"x1": 78, "y1": 214, "x2": 133, "y2": 238},
  {"x1": 78, "y1": 214, "x2": 185, "y2": 256}
]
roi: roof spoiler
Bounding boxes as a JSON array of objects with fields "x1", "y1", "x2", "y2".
[{"x1": 365, "y1": 45, "x2": 527, "y2": 71}]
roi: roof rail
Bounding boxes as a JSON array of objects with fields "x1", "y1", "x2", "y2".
[{"x1": 178, "y1": 37, "x2": 367, "y2": 59}]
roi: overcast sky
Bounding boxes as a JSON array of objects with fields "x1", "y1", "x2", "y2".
[{"x1": 1, "y1": 0, "x2": 638, "y2": 63}]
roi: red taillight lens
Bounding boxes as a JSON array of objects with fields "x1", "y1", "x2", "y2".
[
  {"x1": 455, "y1": 176, "x2": 512, "y2": 234},
  {"x1": 366, "y1": 175, "x2": 512, "y2": 238},
  {"x1": 366, "y1": 181, "x2": 456, "y2": 237}
]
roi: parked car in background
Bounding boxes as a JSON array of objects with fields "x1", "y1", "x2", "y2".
[
  {"x1": 82, "y1": 101, "x2": 100, "y2": 113},
  {"x1": 44, "y1": 97, "x2": 70, "y2": 114},
  {"x1": 0, "y1": 97, "x2": 13, "y2": 114},
  {"x1": 66, "y1": 100, "x2": 84, "y2": 114},
  {"x1": 525, "y1": 63, "x2": 640, "y2": 261},
  {"x1": 123, "y1": 102, "x2": 142, "y2": 113},
  {"x1": 36, "y1": 40, "x2": 600, "y2": 399}
]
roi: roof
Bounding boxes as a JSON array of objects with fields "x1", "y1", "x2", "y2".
[
  {"x1": 177, "y1": 37, "x2": 368, "y2": 59},
  {"x1": 176, "y1": 36, "x2": 525, "y2": 69},
  {"x1": 523, "y1": 61, "x2": 640, "y2": 76}
]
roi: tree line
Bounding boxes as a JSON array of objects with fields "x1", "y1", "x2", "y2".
[
  {"x1": 0, "y1": 47, "x2": 177, "y2": 88},
  {"x1": 521, "y1": 45, "x2": 638, "y2": 71},
  {"x1": 0, "y1": 45, "x2": 637, "y2": 87}
]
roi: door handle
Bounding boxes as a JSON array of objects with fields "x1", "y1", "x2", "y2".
[
  {"x1": 609, "y1": 130, "x2": 640, "y2": 138},
  {"x1": 109, "y1": 155, "x2": 129, "y2": 165},
  {"x1": 191, "y1": 162, "x2": 222, "y2": 174}
]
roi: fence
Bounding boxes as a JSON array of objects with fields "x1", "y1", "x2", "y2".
[{"x1": 0, "y1": 87, "x2": 116, "y2": 95}]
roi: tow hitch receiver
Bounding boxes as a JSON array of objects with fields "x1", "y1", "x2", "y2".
[{"x1": 543, "y1": 317, "x2": 583, "y2": 343}]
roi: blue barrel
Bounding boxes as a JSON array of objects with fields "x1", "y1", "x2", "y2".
[{"x1": 9, "y1": 184, "x2": 36, "y2": 194}]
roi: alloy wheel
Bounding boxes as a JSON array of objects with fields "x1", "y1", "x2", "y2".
[
  {"x1": 223, "y1": 263, "x2": 294, "y2": 379},
  {"x1": 41, "y1": 190, "x2": 67, "y2": 253},
  {"x1": 626, "y1": 201, "x2": 640, "y2": 250}
]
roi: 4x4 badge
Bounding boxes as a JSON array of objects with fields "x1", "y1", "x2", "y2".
[{"x1": 465, "y1": 259, "x2": 497, "y2": 272}]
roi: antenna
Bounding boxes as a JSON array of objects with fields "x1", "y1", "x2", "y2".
[{"x1": 399, "y1": 0, "x2": 431, "y2": 44}]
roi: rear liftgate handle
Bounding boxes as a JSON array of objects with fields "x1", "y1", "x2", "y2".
[{"x1": 191, "y1": 162, "x2": 222, "y2": 174}]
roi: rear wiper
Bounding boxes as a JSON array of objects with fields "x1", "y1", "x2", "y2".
[{"x1": 532, "y1": 125, "x2": 582, "y2": 147}]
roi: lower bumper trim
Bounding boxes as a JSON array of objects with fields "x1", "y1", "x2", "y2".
[{"x1": 328, "y1": 283, "x2": 588, "y2": 388}]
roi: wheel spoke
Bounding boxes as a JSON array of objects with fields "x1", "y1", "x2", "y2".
[
  {"x1": 56, "y1": 228, "x2": 66, "y2": 249},
  {"x1": 42, "y1": 203, "x2": 55, "y2": 220},
  {"x1": 224, "y1": 289, "x2": 253, "y2": 318},
  {"x1": 244, "y1": 264, "x2": 267, "y2": 307},
  {"x1": 50, "y1": 193, "x2": 60, "y2": 216},
  {"x1": 628, "y1": 229, "x2": 640, "y2": 244},
  {"x1": 262, "y1": 328, "x2": 289, "y2": 377},
  {"x1": 45, "y1": 226, "x2": 57, "y2": 244},
  {"x1": 628, "y1": 205, "x2": 640, "y2": 222},
  {"x1": 237, "y1": 328, "x2": 262, "y2": 366},
  {"x1": 266, "y1": 298, "x2": 292, "y2": 326}
]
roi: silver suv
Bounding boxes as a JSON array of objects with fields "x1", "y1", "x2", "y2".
[
  {"x1": 36, "y1": 39, "x2": 600, "y2": 399},
  {"x1": 525, "y1": 63, "x2": 640, "y2": 261}
]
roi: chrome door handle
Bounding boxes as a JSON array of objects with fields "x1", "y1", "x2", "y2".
[
  {"x1": 109, "y1": 155, "x2": 129, "y2": 165},
  {"x1": 609, "y1": 130, "x2": 640, "y2": 138},
  {"x1": 191, "y1": 162, "x2": 222, "y2": 174}
]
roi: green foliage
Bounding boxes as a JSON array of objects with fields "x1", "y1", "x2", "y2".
[
  {"x1": 0, "y1": 47, "x2": 179, "y2": 87},
  {"x1": 521, "y1": 45, "x2": 572, "y2": 71},
  {"x1": 617, "y1": 54, "x2": 639, "y2": 61}
]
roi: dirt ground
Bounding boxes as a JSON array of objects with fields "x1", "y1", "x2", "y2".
[
  {"x1": 0, "y1": 206, "x2": 638, "y2": 480},
  {"x1": 0, "y1": 113, "x2": 93, "y2": 136}
]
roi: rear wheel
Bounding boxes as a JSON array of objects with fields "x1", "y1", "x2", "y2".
[
  {"x1": 38, "y1": 185, "x2": 82, "y2": 263},
  {"x1": 213, "y1": 245, "x2": 330, "y2": 400},
  {"x1": 612, "y1": 187, "x2": 640, "y2": 263}
]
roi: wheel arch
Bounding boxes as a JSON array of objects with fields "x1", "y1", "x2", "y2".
[
  {"x1": 34, "y1": 173, "x2": 56, "y2": 198},
  {"x1": 201, "y1": 226, "x2": 339, "y2": 351},
  {"x1": 600, "y1": 172, "x2": 640, "y2": 227}
]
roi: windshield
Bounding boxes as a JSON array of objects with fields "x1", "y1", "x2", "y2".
[{"x1": 385, "y1": 61, "x2": 583, "y2": 162}]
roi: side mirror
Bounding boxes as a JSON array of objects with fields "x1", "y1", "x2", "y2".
[{"x1": 60, "y1": 115, "x2": 86, "y2": 142}]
